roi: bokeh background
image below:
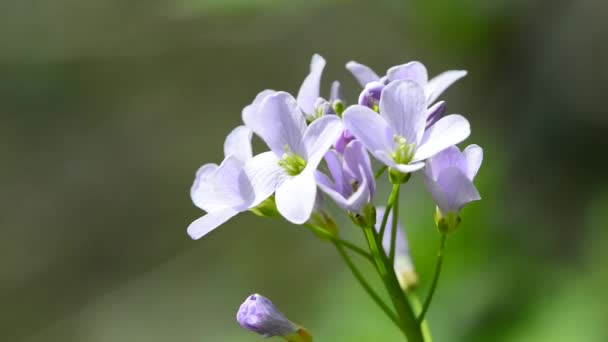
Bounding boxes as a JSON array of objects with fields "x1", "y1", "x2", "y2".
[{"x1": 1, "y1": 0, "x2": 607, "y2": 341}]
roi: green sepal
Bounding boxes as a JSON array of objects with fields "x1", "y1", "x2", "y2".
[
  {"x1": 435, "y1": 206, "x2": 461, "y2": 234},
  {"x1": 388, "y1": 168, "x2": 411, "y2": 184},
  {"x1": 249, "y1": 196, "x2": 279, "y2": 218},
  {"x1": 348, "y1": 204, "x2": 376, "y2": 228}
]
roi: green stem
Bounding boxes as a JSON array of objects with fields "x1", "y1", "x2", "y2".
[
  {"x1": 304, "y1": 224, "x2": 373, "y2": 262},
  {"x1": 418, "y1": 233, "x2": 447, "y2": 324},
  {"x1": 362, "y1": 225, "x2": 424, "y2": 342},
  {"x1": 408, "y1": 293, "x2": 433, "y2": 342},
  {"x1": 389, "y1": 184, "x2": 401, "y2": 263},
  {"x1": 331, "y1": 241, "x2": 402, "y2": 330},
  {"x1": 378, "y1": 184, "x2": 400, "y2": 240},
  {"x1": 374, "y1": 165, "x2": 388, "y2": 179}
]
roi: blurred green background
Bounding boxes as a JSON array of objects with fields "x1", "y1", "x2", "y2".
[{"x1": 1, "y1": 0, "x2": 607, "y2": 341}]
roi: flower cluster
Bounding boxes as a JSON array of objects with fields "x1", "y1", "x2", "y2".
[{"x1": 186, "y1": 54, "x2": 483, "y2": 340}]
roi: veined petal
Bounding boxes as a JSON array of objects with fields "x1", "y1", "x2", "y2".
[
  {"x1": 224, "y1": 126, "x2": 253, "y2": 162},
  {"x1": 244, "y1": 151, "x2": 286, "y2": 207},
  {"x1": 436, "y1": 167, "x2": 480, "y2": 213},
  {"x1": 242, "y1": 89, "x2": 276, "y2": 129},
  {"x1": 191, "y1": 163, "x2": 219, "y2": 211},
  {"x1": 425, "y1": 145, "x2": 467, "y2": 181},
  {"x1": 346, "y1": 61, "x2": 380, "y2": 87},
  {"x1": 297, "y1": 54, "x2": 326, "y2": 114},
  {"x1": 386, "y1": 61, "x2": 428, "y2": 85},
  {"x1": 463, "y1": 144, "x2": 483, "y2": 180},
  {"x1": 324, "y1": 149, "x2": 346, "y2": 195},
  {"x1": 276, "y1": 171, "x2": 317, "y2": 224},
  {"x1": 187, "y1": 207, "x2": 240, "y2": 240},
  {"x1": 316, "y1": 171, "x2": 350, "y2": 209},
  {"x1": 425, "y1": 70, "x2": 467, "y2": 105},
  {"x1": 343, "y1": 140, "x2": 375, "y2": 197},
  {"x1": 425, "y1": 101, "x2": 446, "y2": 129},
  {"x1": 343, "y1": 105, "x2": 394, "y2": 160},
  {"x1": 253, "y1": 92, "x2": 307, "y2": 157},
  {"x1": 424, "y1": 174, "x2": 450, "y2": 215},
  {"x1": 413, "y1": 114, "x2": 470, "y2": 162},
  {"x1": 303, "y1": 115, "x2": 343, "y2": 169},
  {"x1": 379, "y1": 80, "x2": 427, "y2": 144}
]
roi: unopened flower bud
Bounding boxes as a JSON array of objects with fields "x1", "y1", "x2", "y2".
[{"x1": 237, "y1": 294, "x2": 312, "y2": 341}]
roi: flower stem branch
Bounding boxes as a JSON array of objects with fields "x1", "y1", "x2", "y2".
[
  {"x1": 362, "y1": 224, "x2": 424, "y2": 342},
  {"x1": 374, "y1": 165, "x2": 388, "y2": 179},
  {"x1": 389, "y1": 184, "x2": 401, "y2": 263},
  {"x1": 331, "y1": 241, "x2": 402, "y2": 330},
  {"x1": 304, "y1": 224, "x2": 373, "y2": 262},
  {"x1": 378, "y1": 184, "x2": 400, "y2": 240},
  {"x1": 418, "y1": 233, "x2": 447, "y2": 324}
]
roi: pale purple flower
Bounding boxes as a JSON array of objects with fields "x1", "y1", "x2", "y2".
[
  {"x1": 246, "y1": 91, "x2": 343, "y2": 224},
  {"x1": 316, "y1": 140, "x2": 375, "y2": 213},
  {"x1": 334, "y1": 129, "x2": 354, "y2": 154},
  {"x1": 237, "y1": 294, "x2": 297, "y2": 338},
  {"x1": 346, "y1": 60, "x2": 467, "y2": 105},
  {"x1": 188, "y1": 126, "x2": 277, "y2": 239},
  {"x1": 424, "y1": 145, "x2": 483, "y2": 215},
  {"x1": 343, "y1": 80, "x2": 471, "y2": 174},
  {"x1": 375, "y1": 207, "x2": 418, "y2": 290}
]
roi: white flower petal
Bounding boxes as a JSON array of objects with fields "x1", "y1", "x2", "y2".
[
  {"x1": 223, "y1": 126, "x2": 253, "y2": 162},
  {"x1": 379, "y1": 80, "x2": 427, "y2": 145},
  {"x1": 463, "y1": 144, "x2": 483, "y2": 180},
  {"x1": 343, "y1": 105, "x2": 394, "y2": 159},
  {"x1": 413, "y1": 114, "x2": 470, "y2": 162},
  {"x1": 244, "y1": 151, "x2": 286, "y2": 207},
  {"x1": 242, "y1": 89, "x2": 276, "y2": 129},
  {"x1": 276, "y1": 171, "x2": 317, "y2": 224},
  {"x1": 297, "y1": 54, "x2": 326, "y2": 114},
  {"x1": 187, "y1": 208, "x2": 240, "y2": 240},
  {"x1": 302, "y1": 115, "x2": 343, "y2": 169},
  {"x1": 425, "y1": 70, "x2": 467, "y2": 105},
  {"x1": 346, "y1": 61, "x2": 381, "y2": 87}
]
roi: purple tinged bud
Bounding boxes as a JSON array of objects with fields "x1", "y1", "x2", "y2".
[
  {"x1": 425, "y1": 101, "x2": 446, "y2": 129},
  {"x1": 334, "y1": 129, "x2": 355, "y2": 154},
  {"x1": 236, "y1": 294, "x2": 297, "y2": 338},
  {"x1": 357, "y1": 81, "x2": 384, "y2": 110}
]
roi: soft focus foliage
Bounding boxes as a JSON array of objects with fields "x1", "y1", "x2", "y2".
[{"x1": 1, "y1": 0, "x2": 607, "y2": 341}]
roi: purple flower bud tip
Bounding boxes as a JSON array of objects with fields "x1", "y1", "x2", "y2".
[{"x1": 237, "y1": 294, "x2": 297, "y2": 338}]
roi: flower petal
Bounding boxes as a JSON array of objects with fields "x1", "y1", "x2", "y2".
[
  {"x1": 423, "y1": 176, "x2": 450, "y2": 215},
  {"x1": 187, "y1": 207, "x2": 240, "y2": 240},
  {"x1": 463, "y1": 144, "x2": 483, "y2": 180},
  {"x1": 253, "y1": 92, "x2": 307, "y2": 157},
  {"x1": 302, "y1": 114, "x2": 343, "y2": 169},
  {"x1": 224, "y1": 126, "x2": 253, "y2": 162},
  {"x1": 346, "y1": 61, "x2": 380, "y2": 87},
  {"x1": 425, "y1": 70, "x2": 467, "y2": 105},
  {"x1": 343, "y1": 105, "x2": 394, "y2": 160},
  {"x1": 242, "y1": 89, "x2": 276, "y2": 129},
  {"x1": 425, "y1": 145, "x2": 466, "y2": 181},
  {"x1": 343, "y1": 140, "x2": 375, "y2": 197},
  {"x1": 297, "y1": 54, "x2": 326, "y2": 114},
  {"x1": 436, "y1": 167, "x2": 480, "y2": 213},
  {"x1": 316, "y1": 171, "x2": 349, "y2": 209},
  {"x1": 190, "y1": 163, "x2": 219, "y2": 211},
  {"x1": 425, "y1": 101, "x2": 446, "y2": 129},
  {"x1": 276, "y1": 171, "x2": 317, "y2": 224},
  {"x1": 324, "y1": 149, "x2": 346, "y2": 195},
  {"x1": 330, "y1": 80, "x2": 342, "y2": 102},
  {"x1": 244, "y1": 151, "x2": 286, "y2": 207},
  {"x1": 413, "y1": 114, "x2": 470, "y2": 162},
  {"x1": 379, "y1": 80, "x2": 427, "y2": 144},
  {"x1": 386, "y1": 61, "x2": 428, "y2": 85}
]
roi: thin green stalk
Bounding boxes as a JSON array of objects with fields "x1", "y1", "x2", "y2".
[
  {"x1": 389, "y1": 184, "x2": 401, "y2": 263},
  {"x1": 408, "y1": 293, "x2": 433, "y2": 342},
  {"x1": 331, "y1": 241, "x2": 403, "y2": 331},
  {"x1": 362, "y1": 225, "x2": 424, "y2": 342},
  {"x1": 378, "y1": 184, "x2": 400, "y2": 240},
  {"x1": 418, "y1": 233, "x2": 447, "y2": 324},
  {"x1": 304, "y1": 224, "x2": 373, "y2": 262},
  {"x1": 374, "y1": 165, "x2": 388, "y2": 179}
]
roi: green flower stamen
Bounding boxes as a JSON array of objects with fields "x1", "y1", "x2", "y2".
[
  {"x1": 278, "y1": 145, "x2": 307, "y2": 176},
  {"x1": 390, "y1": 135, "x2": 416, "y2": 165}
]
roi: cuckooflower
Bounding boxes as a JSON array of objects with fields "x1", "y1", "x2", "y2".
[
  {"x1": 375, "y1": 207, "x2": 418, "y2": 290},
  {"x1": 237, "y1": 294, "x2": 312, "y2": 341},
  {"x1": 246, "y1": 91, "x2": 343, "y2": 224},
  {"x1": 343, "y1": 80, "x2": 470, "y2": 174},
  {"x1": 316, "y1": 140, "x2": 375, "y2": 213},
  {"x1": 424, "y1": 144, "x2": 483, "y2": 219},
  {"x1": 187, "y1": 126, "x2": 277, "y2": 239},
  {"x1": 346, "y1": 60, "x2": 467, "y2": 106}
]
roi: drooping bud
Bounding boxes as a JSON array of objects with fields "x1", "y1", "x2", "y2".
[{"x1": 237, "y1": 294, "x2": 312, "y2": 342}]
